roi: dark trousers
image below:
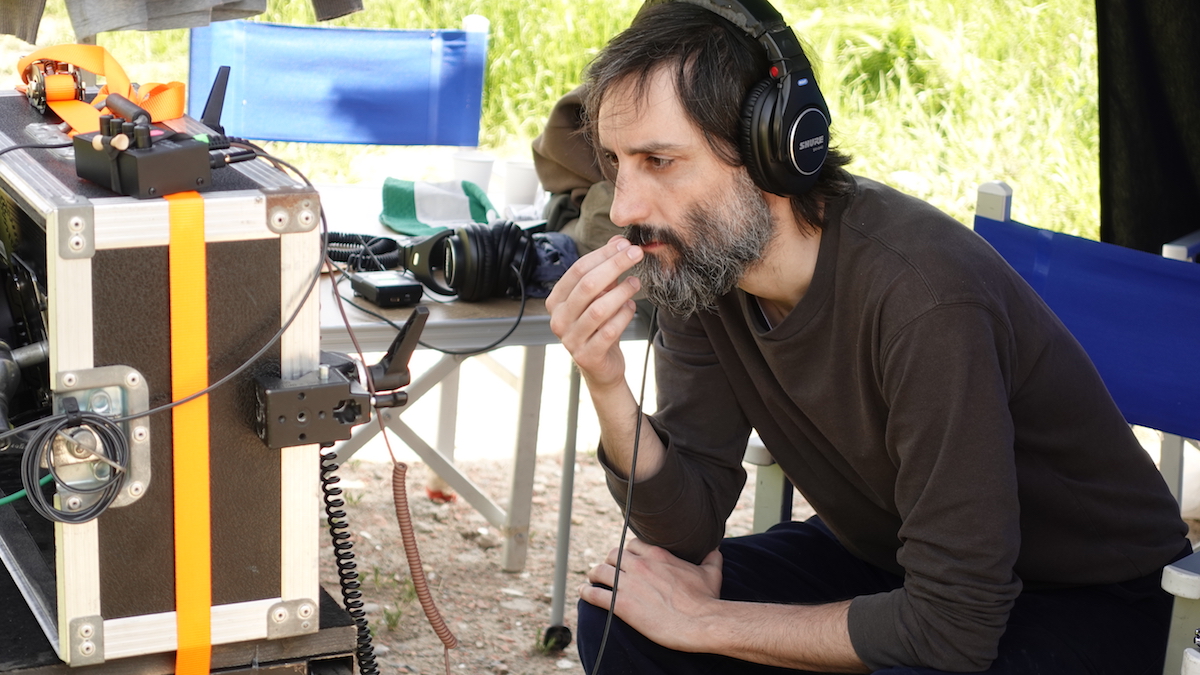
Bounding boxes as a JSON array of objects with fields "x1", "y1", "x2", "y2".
[{"x1": 577, "y1": 518, "x2": 1178, "y2": 675}]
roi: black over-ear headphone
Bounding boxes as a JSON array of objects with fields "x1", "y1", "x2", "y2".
[
  {"x1": 402, "y1": 222, "x2": 534, "y2": 302},
  {"x1": 648, "y1": 0, "x2": 831, "y2": 197}
]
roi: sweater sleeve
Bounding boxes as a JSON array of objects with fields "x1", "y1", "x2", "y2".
[
  {"x1": 598, "y1": 311, "x2": 751, "y2": 564},
  {"x1": 848, "y1": 303, "x2": 1024, "y2": 671}
]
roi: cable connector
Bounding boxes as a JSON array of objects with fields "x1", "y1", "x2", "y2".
[{"x1": 60, "y1": 396, "x2": 83, "y2": 427}]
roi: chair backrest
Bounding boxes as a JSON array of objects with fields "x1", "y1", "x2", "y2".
[
  {"x1": 973, "y1": 182, "x2": 1200, "y2": 441},
  {"x1": 187, "y1": 17, "x2": 489, "y2": 146}
]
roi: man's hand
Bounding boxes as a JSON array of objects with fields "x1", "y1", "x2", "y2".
[
  {"x1": 581, "y1": 539, "x2": 724, "y2": 653},
  {"x1": 580, "y1": 539, "x2": 870, "y2": 673},
  {"x1": 546, "y1": 235, "x2": 643, "y2": 393}
]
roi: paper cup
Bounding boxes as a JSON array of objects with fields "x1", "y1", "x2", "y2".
[
  {"x1": 453, "y1": 150, "x2": 495, "y2": 193},
  {"x1": 505, "y1": 159, "x2": 542, "y2": 207}
]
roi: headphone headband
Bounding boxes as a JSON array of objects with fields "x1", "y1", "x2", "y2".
[{"x1": 643, "y1": 0, "x2": 812, "y2": 76}]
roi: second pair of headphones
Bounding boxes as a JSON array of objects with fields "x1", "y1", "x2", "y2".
[
  {"x1": 648, "y1": 0, "x2": 831, "y2": 197},
  {"x1": 402, "y1": 222, "x2": 535, "y2": 302}
]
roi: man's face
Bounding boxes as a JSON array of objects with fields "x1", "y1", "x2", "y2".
[{"x1": 597, "y1": 67, "x2": 776, "y2": 317}]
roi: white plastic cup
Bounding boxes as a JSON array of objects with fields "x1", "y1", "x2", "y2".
[
  {"x1": 505, "y1": 160, "x2": 542, "y2": 207},
  {"x1": 453, "y1": 150, "x2": 495, "y2": 193}
]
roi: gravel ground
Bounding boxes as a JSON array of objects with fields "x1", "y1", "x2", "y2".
[{"x1": 318, "y1": 449, "x2": 810, "y2": 675}]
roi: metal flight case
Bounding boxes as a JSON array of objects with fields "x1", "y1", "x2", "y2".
[{"x1": 0, "y1": 89, "x2": 354, "y2": 672}]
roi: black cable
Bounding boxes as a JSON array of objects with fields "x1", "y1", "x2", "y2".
[
  {"x1": 326, "y1": 232, "x2": 401, "y2": 272},
  {"x1": 0, "y1": 142, "x2": 73, "y2": 159},
  {"x1": 19, "y1": 402, "x2": 129, "y2": 524},
  {"x1": 331, "y1": 260, "x2": 530, "y2": 357},
  {"x1": 590, "y1": 305, "x2": 658, "y2": 675},
  {"x1": 321, "y1": 446, "x2": 379, "y2": 675}
]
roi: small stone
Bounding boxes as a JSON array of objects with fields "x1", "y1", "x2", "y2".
[
  {"x1": 499, "y1": 598, "x2": 536, "y2": 613},
  {"x1": 477, "y1": 530, "x2": 502, "y2": 549},
  {"x1": 415, "y1": 521, "x2": 435, "y2": 534},
  {"x1": 556, "y1": 658, "x2": 575, "y2": 669},
  {"x1": 500, "y1": 588, "x2": 524, "y2": 597},
  {"x1": 372, "y1": 644, "x2": 391, "y2": 657},
  {"x1": 361, "y1": 602, "x2": 380, "y2": 614}
]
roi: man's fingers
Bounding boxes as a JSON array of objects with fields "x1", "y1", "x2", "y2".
[
  {"x1": 547, "y1": 236, "x2": 636, "y2": 308},
  {"x1": 578, "y1": 582, "x2": 614, "y2": 609}
]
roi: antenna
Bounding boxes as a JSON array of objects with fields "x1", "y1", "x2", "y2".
[{"x1": 200, "y1": 65, "x2": 231, "y2": 135}]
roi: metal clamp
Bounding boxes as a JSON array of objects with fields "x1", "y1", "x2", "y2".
[
  {"x1": 52, "y1": 200, "x2": 94, "y2": 260},
  {"x1": 266, "y1": 598, "x2": 319, "y2": 639},
  {"x1": 261, "y1": 186, "x2": 320, "y2": 235},
  {"x1": 67, "y1": 615, "x2": 104, "y2": 666},
  {"x1": 55, "y1": 365, "x2": 151, "y2": 508}
]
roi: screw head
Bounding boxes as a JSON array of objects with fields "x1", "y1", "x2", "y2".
[
  {"x1": 126, "y1": 372, "x2": 141, "y2": 388},
  {"x1": 272, "y1": 607, "x2": 288, "y2": 623},
  {"x1": 298, "y1": 603, "x2": 314, "y2": 619},
  {"x1": 68, "y1": 216, "x2": 85, "y2": 233},
  {"x1": 128, "y1": 482, "x2": 144, "y2": 497},
  {"x1": 62, "y1": 373, "x2": 78, "y2": 388},
  {"x1": 65, "y1": 496, "x2": 83, "y2": 511},
  {"x1": 68, "y1": 235, "x2": 85, "y2": 251},
  {"x1": 78, "y1": 623, "x2": 94, "y2": 639},
  {"x1": 132, "y1": 427, "x2": 148, "y2": 442},
  {"x1": 79, "y1": 640, "x2": 95, "y2": 656}
]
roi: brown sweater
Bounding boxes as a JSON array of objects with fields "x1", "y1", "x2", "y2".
[{"x1": 600, "y1": 176, "x2": 1187, "y2": 671}]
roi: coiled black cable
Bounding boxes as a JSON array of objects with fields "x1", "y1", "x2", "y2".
[
  {"x1": 320, "y1": 447, "x2": 379, "y2": 675},
  {"x1": 325, "y1": 232, "x2": 401, "y2": 272},
  {"x1": 19, "y1": 399, "x2": 129, "y2": 524}
]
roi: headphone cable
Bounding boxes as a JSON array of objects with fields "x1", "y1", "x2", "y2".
[
  {"x1": 329, "y1": 263, "x2": 530, "y2": 357},
  {"x1": 589, "y1": 304, "x2": 658, "y2": 675}
]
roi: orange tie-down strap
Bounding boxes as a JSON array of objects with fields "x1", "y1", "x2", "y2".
[
  {"x1": 15, "y1": 44, "x2": 184, "y2": 135},
  {"x1": 165, "y1": 191, "x2": 212, "y2": 674}
]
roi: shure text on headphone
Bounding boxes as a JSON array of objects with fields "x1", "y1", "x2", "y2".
[{"x1": 797, "y1": 136, "x2": 825, "y2": 151}]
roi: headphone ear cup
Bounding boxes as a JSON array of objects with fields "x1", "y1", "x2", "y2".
[
  {"x1": 739, "y1": 72, "x2": 831, "y2": 198},
  {"x1": 739, "y1": 78, "x2": 781, "y2": 196},
  {"x1": 451, "y1": 224, "x2": 497, "y2": 302}
]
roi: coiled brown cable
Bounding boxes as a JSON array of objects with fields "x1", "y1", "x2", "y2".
[{"x1": 392, "y1": 461, "x2": 459, "y2": 654}]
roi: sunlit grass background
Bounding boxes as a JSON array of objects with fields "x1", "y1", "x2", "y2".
[{"x1": 1, "y1": 0, "x2": 1098, "y2": 237}]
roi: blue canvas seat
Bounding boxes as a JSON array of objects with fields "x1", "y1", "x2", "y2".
[
  {"x1": 188, "y1": 16, "x2": 488, "y2": 146},
  {"x1": 973, "y1": 182, "x2": 1200, "y2": 675}
]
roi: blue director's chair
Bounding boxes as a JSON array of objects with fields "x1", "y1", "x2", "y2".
[
  {"x1": 973, "y1": 182, "x2": 1200, "y2": 675},
  {"x1": 188, "y1": 16, "x2": 489, "y2": 146}
]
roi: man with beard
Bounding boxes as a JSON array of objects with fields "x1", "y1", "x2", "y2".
[{"x1": 544, "y1": 2, "x2": 1189, "y2": 674}]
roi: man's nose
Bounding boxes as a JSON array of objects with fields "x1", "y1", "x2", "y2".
[{"x1": 609, "y1": 175, "x2": 650, "y2": 228}]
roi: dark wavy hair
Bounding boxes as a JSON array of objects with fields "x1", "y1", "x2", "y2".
[{"x1": 582, "y1": 1, "x2": 853, "y2": 231}]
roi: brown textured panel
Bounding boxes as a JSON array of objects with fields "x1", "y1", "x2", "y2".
[
  {"x1": 94, "y1": 245, "x2": 177, "y2": 618},
  {"x1": 206, "y1": 238, "x2": 282, "y2": 606},
  {"x1": 93, "y1": 237, "x2": 285, "y2": 618}
]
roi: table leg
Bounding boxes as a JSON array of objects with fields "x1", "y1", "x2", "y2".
[
  {"x1": 426, "y1": 368, "x2": 460, "y2": 501},
  {"x1": 501, "y1": 345, "x2": 546, "y2": 572},
  {"x1": 544, "y1": 362, "x2": 581, "y2": 649}
]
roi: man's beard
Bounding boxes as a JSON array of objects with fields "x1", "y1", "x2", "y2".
[{"x1": 625, "y1": 172, "x2": 775, "y2": 318}]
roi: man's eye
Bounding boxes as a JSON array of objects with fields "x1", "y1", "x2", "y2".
[{"x1": 649, "y1": 156, "x2": 672, "y2": 169}]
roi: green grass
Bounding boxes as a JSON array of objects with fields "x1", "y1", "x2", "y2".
[{"x1": 1, "y1": 0, "x2": 1097, "y2": 236}]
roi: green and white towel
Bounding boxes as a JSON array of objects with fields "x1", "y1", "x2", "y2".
[{"x1": 379, "y1": 177, "x2": 497, "y2": 236}]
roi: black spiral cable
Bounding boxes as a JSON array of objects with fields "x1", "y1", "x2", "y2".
[
  {"x1": 320, "y1": 447, "x2": 379, "y2": 675},
  {"x1": 325, "y1": 232, "x2": 402, "y2": 272}
]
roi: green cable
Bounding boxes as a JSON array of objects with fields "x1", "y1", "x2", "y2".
[{"x1": 0, "y1": 474, "x2": 54, "y2": 507}]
